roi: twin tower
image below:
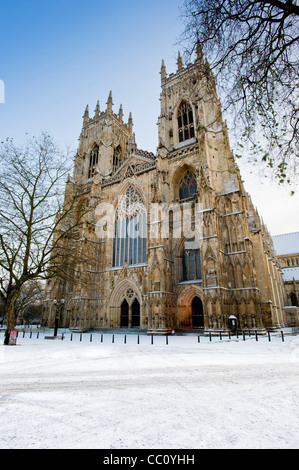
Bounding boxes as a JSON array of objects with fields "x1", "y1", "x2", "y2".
[{"x1": 43, "y1": 45, "x2": 287, "y2": 334}]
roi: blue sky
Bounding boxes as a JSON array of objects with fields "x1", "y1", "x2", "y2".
[
  {"x1": 0, "y1": 0, "x2": 298, "y2": 235},
  {"x1": 0, "y1": 0, "x2": 184, "y2": 151}
]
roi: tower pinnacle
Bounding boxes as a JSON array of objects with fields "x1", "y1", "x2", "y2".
[
  {"x1": 106, "y1": 91, "x2": 113, "y2": 113},
  {"x1": 177, "y1": 52, "x2": 183, "y2": 73},
  {"x1": 94, "y1": 100, "x2": 100, "y2": 119},
  {"x1": 83, "y1": 105, "x2": 89, "y2": 126},
  {"x1": 118, "y1": 104, "x2": 123, "y2": 122},
  {"x1": 160, "y1": 60, "x2": 167, "y2": 83}
]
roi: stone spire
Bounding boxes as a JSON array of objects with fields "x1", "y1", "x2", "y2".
[
  {"x1": 118, "y1": 104, "x2": 123, "y2": 122},
  {"x1": 177, "y1": 52, "x2": 183, "y2": 73},
  {"x1": 128, "y1": 112, "x2": 133, "y2": 134},
  {"x1": 106, "y1": 91, "x2": 113, "y2": 113},
  {"x1": 129, "y1": 132, "x2": 137, "y2": 153},
  {"x1": 196, "y1": 41, "x2": 204, "y2": 63},
  {"x1": 83, "y1": 105, "x2": 89, "y2": 126},
  {"x1": 160, "y1": 59, "x2": 167, "y2": 83},
  {"x1": 94, "y1": 100, "x2": 100, "y2": 119}
]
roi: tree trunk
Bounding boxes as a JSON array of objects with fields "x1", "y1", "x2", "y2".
[{"x1": 4, "y1": 296, "x2": 18, "y2": 345}]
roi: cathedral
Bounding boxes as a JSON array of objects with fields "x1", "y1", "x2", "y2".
[{"x1": 43, "y1": 45, "x2": 289, "y2": 335}]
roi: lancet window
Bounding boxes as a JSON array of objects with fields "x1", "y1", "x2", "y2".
[
  {"x1": 88, "y1": 144, "x2": 99, "y2": 179},
  {"x1": 113, "y1": 145, "x2": 122, "y2": 172},
  {"x1": 182, "y1": 239, "x2": 202, "y2": 281},
  {"x1": 113, "y1": 186, "x2": 147, "y2": 267},
  {"x1": 177, "y1": 101, "x2": 195, "y2": 143}
]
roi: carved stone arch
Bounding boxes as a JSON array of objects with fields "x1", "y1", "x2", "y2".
[
  {"x1": 90, "y1": 140, "x2": 100, "y2": 150},
  {"x1": 109, "y1": 278, "x2": 143, "y2": 328},
  {"x1": 110, "y1": 278, "x2": 142, "y2": 308},
  {"x1": 177, "y1": 284, "x2": 204, "y2": 329},
  {"x1": 170, "y1": 161, "x2": 197, "y2": 202},
  {"x1": 172, "y1": 97, "x2": 196, "y2": 147},
  {"x1": 111, "y1": 178, "x2": 147, "y2": 211}
]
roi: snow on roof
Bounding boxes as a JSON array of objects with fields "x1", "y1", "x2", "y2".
[
  {"x1": 272, "y1": 232, "x2": 299, "y2": 255},
  {"x1": 281, "y1": 267, "x2": 299, "y2": 282}
]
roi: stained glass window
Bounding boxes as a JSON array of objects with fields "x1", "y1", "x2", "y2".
[
  {"x1": 182, "y1": 239, "x2": 202, "y2": 281},
  {"x1": 179, "y1": 170, "x2": 197, "y2": 200},
  {"x1": 113, "y1": 186, "x2": 147, "y2": 267}
]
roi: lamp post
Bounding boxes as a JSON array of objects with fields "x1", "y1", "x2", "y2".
[{"x1": 53, "y1": 298, "x2": 65, "y2": 337}]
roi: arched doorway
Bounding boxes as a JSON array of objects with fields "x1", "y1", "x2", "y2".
[
  {"x1": 192, "y1": 296, "x2": 204, "y2": 328},
  {"x1": 132, "y1": 298, "x2": 140, "y2": 328},
  {"x1": 177, "y1": 285, "x2": 205, "y2": 330},
  {"x1": 121, "y1": 299, "x2": 129, "y2": 328}
]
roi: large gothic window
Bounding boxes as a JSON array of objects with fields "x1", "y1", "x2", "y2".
[
  {"x1": 113, "y1": 186, "x2": 147, "y2": 267},
  {"x1": 182, "y1": 239, "x2": 202, "y2": 281},
  {"x1": 179, "y1": 170, "x2": 197, "y2": 200},
  {"x1": 88, "y1": 144, "x2": 99, "y2": 179},
  {"x1": 177, "y1": 101, "x2": 195, "y2": 143}
]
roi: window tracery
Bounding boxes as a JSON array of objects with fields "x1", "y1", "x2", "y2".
[
  {"x1": 177, "y1": 101, "x2": 195, "y2": 143},
  {"x1": 179, "y1": 170, "x2": 197, "y2": 200},
  {"x1": 88, "y1": 144, "x2": 99, "y2": 179},
  {"x1": 182, "y1": 239, "x2": 202, "y2": 281},
  {"x1": 113, "y1": 186, "x2": 147, "y2": 267}
]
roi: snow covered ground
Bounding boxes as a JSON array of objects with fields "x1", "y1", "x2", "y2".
[{"x1": 0, "y1": 329, "x2": 298, "y2": 449}]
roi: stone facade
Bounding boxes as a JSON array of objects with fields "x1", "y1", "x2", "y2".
[
  {"x1": 43, "y1": 47, "x2": 290, "y2": 334},
  {"x1": 273, "y1": 232, "x2": 299, "y2": 327}
]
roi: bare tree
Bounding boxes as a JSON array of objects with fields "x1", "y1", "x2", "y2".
[
  {"x1": 0, "y1": 133, "x2": 89, "y2": 343},
  {"x1": 15, "y1": 280, "x2": 44, "y2": 325},
  {"x1": 180, "y1": 0, "x2": 299, "y2": 188}
]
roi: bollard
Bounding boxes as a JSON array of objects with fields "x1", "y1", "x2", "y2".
[
  {"x1": 70, "y1": 333, "x2": 73, "y2": 341},
  {"x1": 23, "y1": 331, "x2": 25, "y2": 338},
  {"x1": 137, "y1": 335, "x2": 139, "y2": 345},
  {"x1": 112, "y1": 334, "x2": 114, "y2": 344},
  {"x1": 37, "y1": 331, "x2": 39, "y2": 339},
  {"x1": 281, "y1": 331, "x2": 284, "y2": 342},
  {"x1": 243, "y1": 331, "x2": 246, "y2": 341},
  {"x1": 166, "y1": 335, "x2": 168, "y2": 345},
  {"x1": 30, "y1": 331, "x2": 32, "y2": 338},
  {"x1": 101, "y1": 334, "x2": 103, "y2": 343},
  {"x1": 268, "y1": 331, "x2": 271, "y2": 342},
  {"x1": 151, "y1": 334, "x2": 153, "y2": 345},
  {"x1": 90, "y1": 334, "x2": 92, "y2": 342},
  {"x1": 255, "y1": 330, "x2": 258, "y2": 341},
  {"x1": 80, "y1": 333, "x2": 82, "y2": 342},
  {"x1": 220, "y1": 331, "x2": 222, "y2": 341},
  {"x1": 198, "y1": 335, "x2": 200, "y2": 343},
  {"x1": 209, "y1": 332, "x2": 212, "y2": 342},
  {"x1": 62, "y1": 333, "x2": 64, "y2": 341},
  {"x1": 124, "y1": 334, "x2": 126, "y2": 344}
]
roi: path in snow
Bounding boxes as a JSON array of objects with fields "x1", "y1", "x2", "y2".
[{"x1": 0, "y1": 331, "x2": 298, "y2": 449}]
